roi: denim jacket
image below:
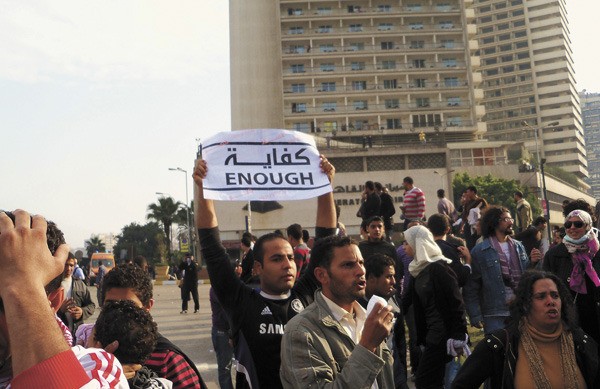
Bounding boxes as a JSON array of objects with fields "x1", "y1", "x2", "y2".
[{"x1": 463, "y1": 238, "x2": 529, "y2": 325}]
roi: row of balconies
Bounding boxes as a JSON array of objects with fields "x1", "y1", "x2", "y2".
[
  {"x1": 282, "y1": 23, "x2": 463, "y2": 37},
  {"x1": 287, "y1": 101, "x2": 475, "y2": 114},
  {"x1": 283, "y1": 60, "x2": 469, "y2": 75},
  {"x1": 283, "y1": 81, "x2": 471, "y2": 94},
  {"x1": 284, "y1": 41, "x2": 467, "y2": 54},
  {"x1": 280, "y1": 5, "x2": 462, "y2": 19}
]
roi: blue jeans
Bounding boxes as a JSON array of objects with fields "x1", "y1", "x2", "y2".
[{"x1": 211, "y1": 328, "x2": 233, "y2": 389}]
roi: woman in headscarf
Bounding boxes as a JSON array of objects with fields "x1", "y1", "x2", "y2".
[
  {"x1": 542, "y1": 209, "x2": 600, "y2": 346},
  {"x1": 452, "y1": 270, "x2": 599, "y2": 389},
  {"x1": 404, "y1": 225, "x2": 468, "y2": 389}
]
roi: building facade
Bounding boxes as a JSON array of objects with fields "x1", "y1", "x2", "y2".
[
  {"x1": 581, "y1": 92, "x2": 600, "y2": 198},
  {"x1": 473, "y1": 0, "x2": 588, "y2": 178}
]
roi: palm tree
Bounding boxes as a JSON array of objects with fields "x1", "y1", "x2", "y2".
[
  {"x1": 147, "y1": 197, "x2": 182, "y2": 258},
  {"x1": 85, "y1": 235, "x2": 106, "y2": 259}
]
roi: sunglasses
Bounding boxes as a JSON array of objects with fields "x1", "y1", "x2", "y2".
[{"x1": 564, "y1": 221, "x2": 585, "y2": 229}]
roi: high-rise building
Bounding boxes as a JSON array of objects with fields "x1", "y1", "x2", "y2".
[
  {"x1": 581, "y1": 92, "x2": 600, "y2": 197},
  {"x1": 473, "y1": 0, "x2": 588, "y2": 178},
  {"x1": 230, "y1": 0, "x2": 485, "y2": 144}
]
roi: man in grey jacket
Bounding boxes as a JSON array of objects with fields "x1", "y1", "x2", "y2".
[{"x1": 280, "y1": 235, "x2": 394, "y2": 388}]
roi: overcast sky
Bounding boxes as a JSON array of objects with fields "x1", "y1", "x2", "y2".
[{"x1": 1, "y1": 0, "x2": 598, "y2": 250}]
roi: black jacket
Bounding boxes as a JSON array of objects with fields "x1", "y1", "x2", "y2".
[
  {"x1": 542, "y1": 243, "x2": 600, "y2": 345},
  {"x1": 452, "y1": 326, "x2": 600, "y2": 389}
]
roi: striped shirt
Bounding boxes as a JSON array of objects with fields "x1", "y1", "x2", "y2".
[
  {"x1": 403, "y1": 187, "x2": 426, "y2": 219},
  {"x1": 145, "y1": 349, "x2": 202, "y2": 388}
]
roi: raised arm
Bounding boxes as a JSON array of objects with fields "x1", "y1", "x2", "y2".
[
  {"x1": 316, "y1": 155, "x2": 336, "y2": 232},
  {"x1": 193, "y1": 159, "x2": 217, "y2": 229}
]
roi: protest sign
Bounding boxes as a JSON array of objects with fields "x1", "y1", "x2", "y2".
[{"x1": 201, "y1": 129, "x2": 332, "y2": 201}]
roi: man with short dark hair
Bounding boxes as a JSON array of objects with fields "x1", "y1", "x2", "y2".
[
  {"x1": 437, "y1": 189, "x2": 456, "y2": 221},
  {"x1": 463, "y1": 206, "x2": 540, "y2": 334},
  {"x1": 461, "y1": 186, "x2": 487, "y2": 250},
  {"x1": 401, "y1": 176, "x2": 426, "y2": 230},
  {"x1": 286, "y1": 223, "x2": 311, "y2": 278},
  {"x1": 57, "y1": 253, "x2": 95, "y2": 338},
  {"x1": 101, "y1": 263, "x2": 207, "y2": 389},
  {"x1": 427, "y1": 213, "x2": 471, "y2": 287},
  {"x1": 178, "y1": 254, "x2": 199, "y2": 314},
  {"x1": 359, "y1": 216, "x2": 399, "y2": 266},
  {"x1": 375, "y1": 182, "x2": 396, "y2": 241},
  {"x1": 359, "y1": 180, "x2": 381, "y2": 221},
  {"x1": 514, "y1": 190, "x2": 532, "y2": 233},
  {"x1": 280, "y1": 235, "x2": 394, "y2": 388},
  {"x1": 193, "y1": 156, "x2": 337, "y2": 389}
]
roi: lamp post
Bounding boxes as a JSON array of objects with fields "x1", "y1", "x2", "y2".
[
  {"x1": 433, "y1": 169, "x2": 456, "y2": 192},
  {"x1": 522, "y1": 121, "x2": 559, "y2": 239},
  {"x1": 168, "y1": 167, "x2": 194, "y2": 258}
]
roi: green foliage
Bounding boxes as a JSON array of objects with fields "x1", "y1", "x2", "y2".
[
  {"x1": 85, "y1": 235, "x2": 106, "y2": 259},
  {"x1": 544, "y1": 165, "x2": 580, "y2": 187},
  {"x1": 452, "y1": 172, "x2": 542, "y2": 218},
  {"x1": 112, "y1": 222, "x2": 165, "y2": 264},
  {"x1": 147, "y1": 196, "x2": 182, "y2": 255}
]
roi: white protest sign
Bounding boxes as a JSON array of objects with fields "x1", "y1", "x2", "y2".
[{"x1": 201, "y1": 129, "x2": 332, "y2": 201}]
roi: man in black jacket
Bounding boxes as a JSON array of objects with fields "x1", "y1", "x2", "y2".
[{"x1": 178, "y1": 254, "x2": 199, "y2": 313}]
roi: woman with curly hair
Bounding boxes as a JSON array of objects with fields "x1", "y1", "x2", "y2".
[{"x1": 452, "y1": 270, "x2": 599, "y2": 388}]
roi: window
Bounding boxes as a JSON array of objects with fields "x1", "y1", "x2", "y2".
[
  {"x1": 321, "y1": 82, "x2": 336, "y2": 92},
  {"x1": 514, "y1": 31, "x2": 526, "y2": 38},
  {"x1": 352, "y1": 81, "x2": 367, "y2": 90},
  {"x1": 519, "y1": 63, "x2": 531, "y2": 70},
  {"x1": 498, "y1": 23, "x2": 509, "y2": 31},
  {"x1": 347, "y1": 5, "x2": 362, "y2": 13},
  {"x1": 480, "y1": 16, "x2": 492, "y2": 23},
  {"x1": 291, "y1": 83, "x2": 305, "y2": 93},
  {"x1": 442, "y1": 58, "x2": 457, "y2": 67},
  {"x1": 319, "y1": 44, "x2": 335, "y2": 52},
  {"x1": 383, "y1": 79, "x2": 397, "y2": 89},
  {"x1": 513, "y1": 9, "x2": 524, "y2": 16},
  {"x1": 291, "y1": 64, "x2": 305, "y2": 73},
  {"x1": 444, "y1": 77, "x2": 459, "y2": 87},
  {"x1": 515, "y1": 41, "x2": 528, "y2": 48},
  {"x1": 293, "y1": 123, "x2": 310, "y2": 133},
  {"x1": 378, "y1": 23, "x2": 393, "y2": 31},
  {"x1": 482, "y1": 37, "x2": 494, "y2": 44},
  {"x1": 413, "y1": 59, "x2": 426, "y2": 68},
  {"x1": 498, "y1": 34, "x2": 510, "y2": 41},
  {"x1": 349, "y1": 42, "x2": 365, "y2": 51},
  {"x1": 410, "y1": 40, "x2": 425, "y2": 49},
  {"x1": 387, "y1": 118, "x2": 402, "y2": 129},
  {"x1": 436, "y1": 3, "x2": 452, "y2": 11},
  {"x1": 385, "y1": 99, "x2": 400, "y2": 109},
  {"x1": 481, "y1": 26, "x2": 493, "y2": 33},
  {"x1": 447, "y1": 97, "x2": 461, "y2": 106},
  {"x1": 409, "y1": 22, "x2": 424, "y2": 30},
  {"x1": 447, "y1": 117, "x2": 462, "y2": 126},
  {"x1": 500, "y1": 44, "x2": 512, "y2": 52},
  {"x1": 291, "y1": 103, "x2": 307, "y2": 113},
  {"x1": 349, "y1": 24, "x2": 363, "y2": 32},
  {"x1": 415, "y1": 78, "x2": 427, "y2": 88},
  {"x1": 513, "y1": 20, "x2": 525, "y2": 27},
  {"x1": 320, "y1": 63, "x2": 335, "y2": 72},
  {"x1": 381, "y1": 41, "x2": 394, "y2": 50},
  {"x1": 484, "y1": 47, "x2": 496, "y2": 54},
  {"x1": 502, "y1": 65, "x2": 514, "y2": 73},
  {"x1": 353, "y1": 100, "x2": 368, "y2": 110},
  {"x1": 412, "y1": 114, "x2": 441, "y2": 127},
  {"x1": 496, "y1": 13, "x2": 508, "y2": 20},
  {"x1": 441, "y1": 39, "x2": 455, "y2": 48},
  {"x1": 439, "y1": 21, "x2": 454, "y2": 29},
  {"x1": 517, "y1": 52, "x2": 529, "y2": 59},
  {"x1": 289, "y1": 45, "x2": 305, "y2": 54},
  {"x1": 407, "y1": 4, "x2": 423, "y2": 11},
  {"x1": 317, "y1": 7, "x2": 332, "y2": 15},
  {"x1": 501, "y1": 55, "x2": 513, "y2": 62},
  {"x1": 485, "y1": 58, "x2": 497, "y2": 65},
  {"x1": 351, "y1": 62, "x2": 365, "y2": 71},
  {"x1": 381, "y1": 60, "x2": 396, "y2": 69},
  {"x1": 318, "y1": 25, "x2": 333, "y2": 33},
  {"x1": 416, "y1": 97, "x2": 430, "y2": 107},
  {"x1": 289, "y1": 26, "x2": 304, "y2": 35},
  {"x1": 378, "y1": 4, "x2": 392, "y2": 12},
  {"x1": 322, "y1": 102, "x2": 337, "y2": 112},
  {"x1": 288, "y1": 8, "x2": 303, "y2": 16}
]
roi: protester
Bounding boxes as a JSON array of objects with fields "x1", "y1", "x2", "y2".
[
  {"x1": 401, "y1": 177, "x2": 426, "y2": 230},
  {"x1": 286, "y1": 223, "x2": 311, "y2": 278},
  {"x1": 179, "y1": 254, "x2": 200, "y2": 314},
  {"x1": 57, "y1": 252, "x2": 95, "y2": 340},
  {"x1": 280, "y1": 235, "x2": 394, "y2": 388},
  {"x1": 376, "y1": 182, "x2": 396, "y2": 241},
  {"x1": 93, "y1": 300, "x2": 173, "y2": 388},
  {"x1": 194, "y1": 155, "x2": 336, "y2": 389},
  {"x1": 463, "y1": 206, "x2": 540, "y2": 334},
  {"x1": 452, "y1": 270, "x2": 599, "y2": 388},
  {"x1": 427, "y1": 213, "x2": 471, "y2": 287},
  {"x1": 404, "y1": 225, "x2": 469, "y2": 389},
  {"x1": 437, "y1": 189, "x2": 457, "y2": 221},
  {"x1": 513, "y1": 191, "x2": 532, "y2": 233},
  {"x1": 542, "y1": 209, "x2": 600, "y2": 347},
  {"x1": 98, "y1": 263, "x2": 207, "y2": 388},
  {"x1": 358, "y1": 180, "x2": 381, "y2": 221},
  {"x1": 460, "y1": 186, "x2": 487, "y2": 250}
]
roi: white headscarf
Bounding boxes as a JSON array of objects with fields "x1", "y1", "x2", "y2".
[{"x1": 405, "y1": 225, "x2": 452, "y2": 277}]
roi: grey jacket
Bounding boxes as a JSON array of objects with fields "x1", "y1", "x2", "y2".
[{"x1": 280, "y1": 291, "x2": 394, "y2": 389}]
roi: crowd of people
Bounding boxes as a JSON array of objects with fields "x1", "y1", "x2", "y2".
[{"x1": 2, "y1": 156, "x2": 600, "y2": 389}]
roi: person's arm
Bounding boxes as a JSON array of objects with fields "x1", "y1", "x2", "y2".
[
  {"x1": 451, "y1": 335, "x2": 498, "y2": 389},
  {"x1": 73, "y1": 282, "x2": 96, "y2": 321},
  {"x1": 315, "y1": 155, "x2": 337, "y2": 239},
  {"x1": 0, "y1": 210, "x2": 84, "y2": 379},
  {"x1": 193, "y1": 159, "x2": 248, "y2": 308},
  {"x1": 462, "y1": 250, "x2": 484, "y2": 327}
]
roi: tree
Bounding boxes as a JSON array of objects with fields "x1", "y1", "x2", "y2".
[
  {"x1": 85, "y1": 235, "x2": 106, "y2": 259},
  {"x1": 112, "y1": 222, "x2": 165, "y2": 263},
  {"x1": 146, "y1": 197, "x2": 182, "y2": 257},
  {"x1": 452, "y1": 172, "x2": 542, "y2": 219}
]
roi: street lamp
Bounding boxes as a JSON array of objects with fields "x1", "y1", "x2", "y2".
[
  {"x1": 168, "y1": 167, "x2": 194, "y2": 258},
  {"x1": 522, "y1": 121, "x2": 559, "y2": 239},
  {"x1": 433, "y1": 169, "x2": 456, "y2": 192}
]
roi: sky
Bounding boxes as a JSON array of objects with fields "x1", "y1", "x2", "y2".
[{"x1": 1, "y1": 0, "x2": 599, "y2": 250}]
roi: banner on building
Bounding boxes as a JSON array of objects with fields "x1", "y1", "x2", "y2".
[{"x1": 201, "y1": 129, "x2": 331, "y2": 201}]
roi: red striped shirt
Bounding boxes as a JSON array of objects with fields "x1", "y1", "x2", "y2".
[
  {"x1": 403, "y1": 187, "x2": 426, "y2": 219},
  {"x1": 145, "y1": 350, "x2": 200, "y2": 388}
]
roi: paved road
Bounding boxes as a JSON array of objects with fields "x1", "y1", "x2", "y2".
[{"x1": 89, "y1": 282, "x2": 221, "y2": 388}]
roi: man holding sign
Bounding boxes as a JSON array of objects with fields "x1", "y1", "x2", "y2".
[{"x1": 194, "y1": 129, "x2": 337, "y2": 389}]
